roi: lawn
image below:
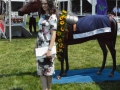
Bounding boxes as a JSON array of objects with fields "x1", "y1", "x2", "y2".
[{"x1": 0, "y1": 16, "x2": 120, "y2": 90}]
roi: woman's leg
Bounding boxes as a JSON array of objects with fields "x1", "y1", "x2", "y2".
[
  {"x1": 47, "y1": 76, "x2": 52, "y2": 90},
  {"x1": 40, "y1": 76, "x2": 52, "y2": 90},
  {"x1": 40, "y1": 76, "x2": 48, "y2": 90}
]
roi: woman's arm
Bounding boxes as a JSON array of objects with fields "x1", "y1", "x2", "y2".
[
  {"x1": 46, "y1": 14, "x2": 57, "y2": 57},
  {"x1": 48, "y1": 30, "x2": 56, "y2": 50},
  {"x1": 46, "y1": 30, "x2": 56, "y2": 57}
]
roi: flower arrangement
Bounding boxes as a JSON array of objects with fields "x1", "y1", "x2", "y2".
[{"x1": 56, "y1": 10, "x2": 67, "y2": 61}]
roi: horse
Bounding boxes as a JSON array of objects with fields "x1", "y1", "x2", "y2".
[{"x1": 18, "y1": 0, "x2": 117, "y2": 79}]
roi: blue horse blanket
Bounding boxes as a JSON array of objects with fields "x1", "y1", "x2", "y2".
[{"x1": 73, "y1": 15, "x2": 111, "y2": 39}]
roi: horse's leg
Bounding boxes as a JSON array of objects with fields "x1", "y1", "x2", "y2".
[
  {"x1": 59, "y1": 44, "x2": 69, "y2": 75},
  {"x1": 106, "y1": 18, "x2": 117, "y2": 77},
  {"x1": 56, "y1": 58, "x2": 64, "y2": 79},
  {"x1": 97, "y1": 39, "x2": 108, "y2": 75},
  {"x1": 57, "y1": 44, "x2": 69, "y2": 79},
  {"x1": 106, "y1": 41, "x2": 116, "y2": 77},
  {"x1": 56, "y1": 48, "x2": 65, "y2": 79},
  {"x1": 64, "y1": 44, "x2": 69, "y2": 73}
]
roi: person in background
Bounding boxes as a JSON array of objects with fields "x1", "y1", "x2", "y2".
[
  {"x1": 29, "y1": 12, "x2": 38, "y2": 33},
  {"x1": 117, "y1": 7, "x2": 120, "y2": 16},
  {"x1": 112, "y1": 6, "x2": 118, "y2": 15},
  {"x1": 34, "y1": 0, "x2": 57, "y2": 90},
  {"x1": 0, "y1": 15, "x2": 6, "y2": 39}
]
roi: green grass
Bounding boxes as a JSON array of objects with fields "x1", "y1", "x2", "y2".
[{"x1": 0, "y1": 18, "x2": 120, "y2": 90}]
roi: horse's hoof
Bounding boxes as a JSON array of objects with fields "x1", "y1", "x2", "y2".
[
  {"x1": 96, "y1": 71, "x2": 101, "y2": 75},
  {"x1": 56, "y1": 75, "x2": 61, "y2": 80},
  {"x1": 108, "y1": 73, "x2": 114, "y2": 77},
  {"x1": 61, "y1": 73, "x2": 66, "y2": 76}
]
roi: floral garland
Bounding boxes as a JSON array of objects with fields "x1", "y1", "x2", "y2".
[{"x1": 56, "y1": 10, "x2": 67, "y2": 61}]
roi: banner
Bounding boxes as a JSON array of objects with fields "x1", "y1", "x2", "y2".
[{"x1": 96, "y1": 0, "x2": 108, "y2": 15}]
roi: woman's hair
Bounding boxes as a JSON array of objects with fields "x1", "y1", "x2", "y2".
[{"x1": 40, "y1": 0, "x2": 56, "y2": 15}]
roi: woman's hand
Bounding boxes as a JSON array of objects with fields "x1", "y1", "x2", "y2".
[
  {"x1": 46, "y1": 50, "x2": 52, "y2": 58},
  {"x1": 42, "y1": 50, "x2": 52, "y2": 58}
]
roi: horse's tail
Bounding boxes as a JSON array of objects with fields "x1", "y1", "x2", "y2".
[{"x1": 112, "y1": 18, "x2": 118, "y2": 47}]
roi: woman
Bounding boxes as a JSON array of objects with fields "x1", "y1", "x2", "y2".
[{"x1": 34, "y1": 0, "x2": 57, "y2": 90}]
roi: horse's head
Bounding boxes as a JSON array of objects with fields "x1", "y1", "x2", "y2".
[
  {"x1": 18, "y1": 0, "x2": 40, "y2": 16},
  {"x1": 18, "y1": 0, "x2": 60, "y2": 18}
]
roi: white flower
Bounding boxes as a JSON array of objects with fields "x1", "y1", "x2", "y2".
[
  {"x1": 38, "y1": 32, "x2": 44, "y2": 40},
  {"x1": 45, "y1": 22, "x2": 49, "y2": 26},
  {"x1": 44, "y1": 65, "x2": 49, "y2": 68}
]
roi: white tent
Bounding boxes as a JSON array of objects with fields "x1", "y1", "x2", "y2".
[
  {"x1": 87, "y1": 0, "x2": 96, "y2": 15},
  {"x1": 57, "y1": 0, "x2": 96, "y2": 15},
  {"x1": 5, "y1": 0, "x2": 28, "y2": 42},
  {"x1": 57, "y1": 0, "x2": 72, "y2": 12}
]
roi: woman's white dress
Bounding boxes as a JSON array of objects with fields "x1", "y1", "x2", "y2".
[{"x1": 36, "y1": 14, "x2": 57, "y2": 76}]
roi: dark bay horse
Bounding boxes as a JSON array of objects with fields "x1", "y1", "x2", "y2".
[{"x1": 18, "y1": 0, "x2": 117, "y2": 79}]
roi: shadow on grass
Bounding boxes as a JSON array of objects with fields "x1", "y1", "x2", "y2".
[
  {"x1": 95, "y1": 81, "x2": 120, "y2": 90},
  {"x1": 9, "y1": 88, "x2": 23, "y2": 90},
  {"x1": 0, "y1": 71, "x2": 38, "y2": 78},
  {"x1": 3, "y1": 31, "x2": 38, "y2": 40},
  {"x1": 27, "y1": 32, "x2": 38, "y2": 38},
  {"x1": 0, "y1": 65, "x2": 119, "y2": 78}
]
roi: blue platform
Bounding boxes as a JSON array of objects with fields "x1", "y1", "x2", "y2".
[{"x1": 52, "y1": 68, "x2": 120, "y2": 84}]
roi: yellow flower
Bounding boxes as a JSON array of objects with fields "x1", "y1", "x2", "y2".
[
  {"x1": 59, "y1": 16, "x2": 63, "y2": 20},
  {"x1": 62, "y1": 10, "x2": 67, "y2": 14},
  {"x1": 60, "y1": 21, "x2": 64, "y2": 25},
  {"x1": 58, "y1": 38, "x2": 62, "y2": 42},
  {"x1": 60, "y1": 27, "x2": 64, "y2": 31},
  {"x1": 59, "y1": 43, "x2": 64, "y2": 48},
  {"x1": 62, "y1": 15, "x2": 66, "y2": 19},
  {"x1": 57, "y1": 32, "x2": 61, "y2": 36},
  {"x1": 57, "y1": 48, "x2": 61, "y2": 52}
]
